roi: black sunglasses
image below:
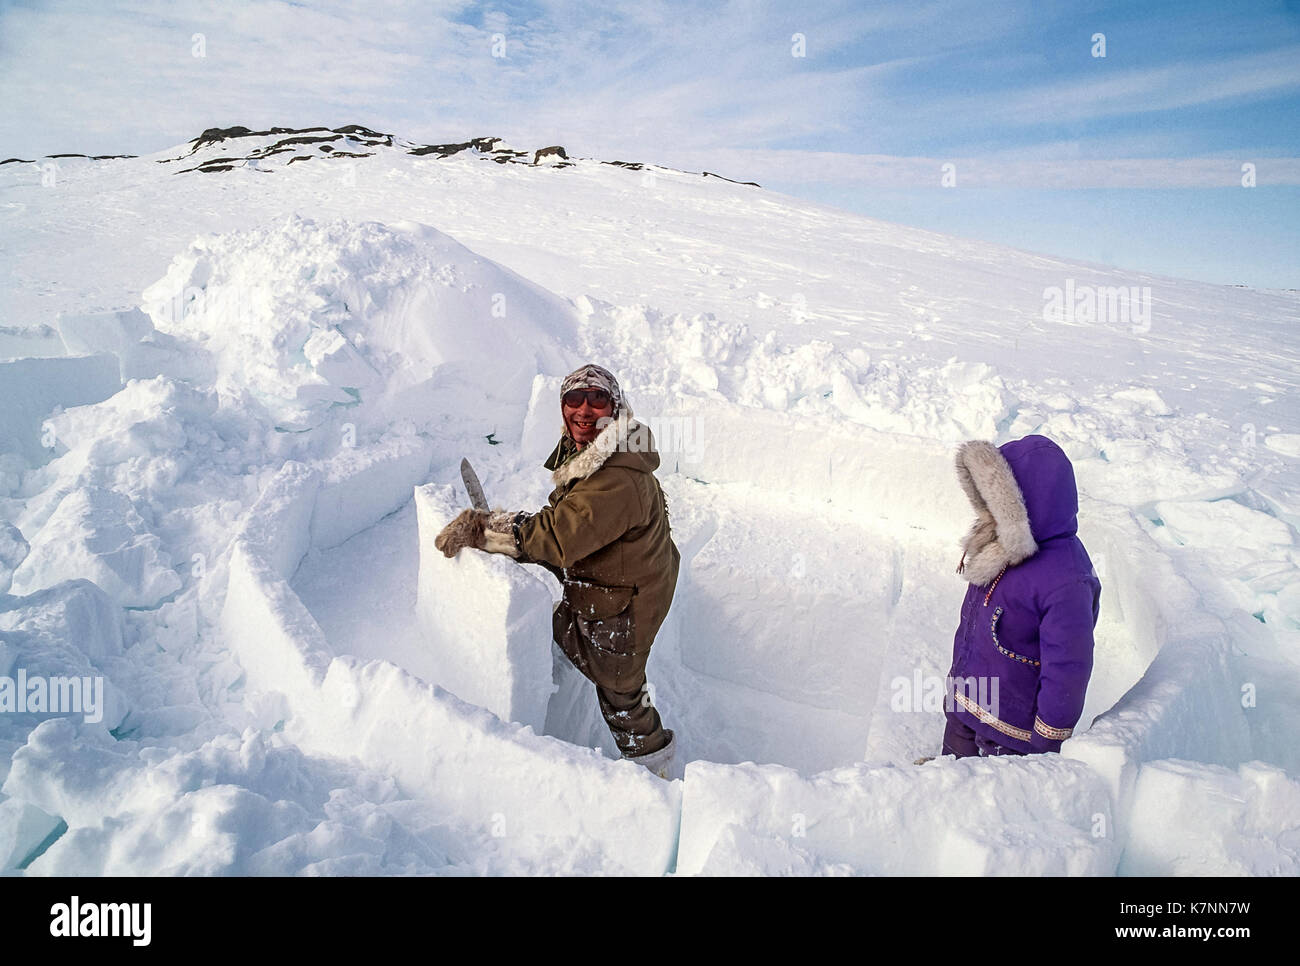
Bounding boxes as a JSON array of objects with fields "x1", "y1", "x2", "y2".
[{"x1": 562, "y1": 388, "x2": 613, "y2": 409}]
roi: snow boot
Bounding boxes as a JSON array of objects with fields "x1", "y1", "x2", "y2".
[{"x1": 627, "y1": 729, "x2": 676, "y2": 779}]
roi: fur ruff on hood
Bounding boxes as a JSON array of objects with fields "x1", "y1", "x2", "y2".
[
  {"x1": 955, "y1": 440, "x2": 1038, "y2": 586},
  {"x1": 552, "y1": 402, "x2": 640, "y2": 488}
]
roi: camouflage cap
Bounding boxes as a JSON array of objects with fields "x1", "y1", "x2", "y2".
[{"x1": 560, "y1": 363, "x2": 625, "y2": 414}]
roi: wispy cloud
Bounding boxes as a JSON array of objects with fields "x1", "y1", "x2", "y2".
[{"x1": 980, "y1": 45, "x2": 1300, "y2": 125}]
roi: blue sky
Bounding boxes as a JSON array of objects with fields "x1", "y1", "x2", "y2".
[{"x1": 1, "y1": 0, "x2": 1297, "y2": 286}]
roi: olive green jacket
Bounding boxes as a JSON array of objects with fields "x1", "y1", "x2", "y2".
[{"x1": 515, "y1": 414, "x2": 680, "y2": 655}]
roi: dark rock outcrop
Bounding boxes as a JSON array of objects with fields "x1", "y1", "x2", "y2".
[
  {"x1": 5, "y1": 124, "x2": 760, "y2": 189},
  {"x1": 533, "y1": 145, "x2": 568, "y2": 164}
]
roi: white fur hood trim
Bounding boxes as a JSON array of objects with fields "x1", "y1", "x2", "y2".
[
  {"x1": 955, "y1": 440, "x2": 1039, "y2": 585},
  {"x1": 552, "y1": 403, "x2": 640, "y2": 488}
]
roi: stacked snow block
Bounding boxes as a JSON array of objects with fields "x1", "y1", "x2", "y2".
[
  {"x1": 413, "y1": 483, "x2": 553, "y2": 733},
  {"x1": 55, "y1": 308, "x2": 175, "y2": 383},
  {"x1": 666, "y1": 398, "x2": 968, "y2": 530},
  {"x1": 677, "y1": 754, "x2": 1117, "y2": 875},
  {"x1": 310, "y1": 434, "x2": 436, "y2": 551}
]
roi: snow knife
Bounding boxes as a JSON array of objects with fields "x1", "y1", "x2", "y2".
[{"x1": 460, "y1": 458, "x2": 489, "y2": 511}]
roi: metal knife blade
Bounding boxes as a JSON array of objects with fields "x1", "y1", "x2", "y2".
[{"x1": 460, "y1": 458, "x2": 489, "y2": 511}]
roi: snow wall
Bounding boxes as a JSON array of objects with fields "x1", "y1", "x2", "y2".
[
  {"x1": 221, "y1": 378, "x2": 1256, "y2": 874},
  {"x1": 220, "y1": 442, "x2": 680, "y2": 875}
]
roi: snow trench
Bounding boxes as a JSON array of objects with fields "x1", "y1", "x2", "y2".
[{"x1": 270, "y1": 386, "x2": 1252, "y2": 874}]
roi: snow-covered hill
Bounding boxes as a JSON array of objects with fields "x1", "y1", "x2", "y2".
[{"x1": 0, "y1": 126, "x2": 1297, "y2": 875}]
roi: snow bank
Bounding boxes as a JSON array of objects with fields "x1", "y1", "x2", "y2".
[
  {"x1": 0, "y1": 575, "x2": 132, "y2": 826},
  {"x1": 413, "y1": 483, "x2": 553, "y2": 732},
  {"x1": 141, "y1": 215, "x2": 579, "y2": 432},
  {"x1": 677, "y1": 754, "x2": 1116, "y2": 875},
  {"x1": 8, "y1": 719, "x2": 450, "y2": 875},
  {"x1": 577, "y1": 298, "x2": 1016, "y2": 442},
  {"x1": 0, "y1": 572, "x2": 133, "y2": 870}
]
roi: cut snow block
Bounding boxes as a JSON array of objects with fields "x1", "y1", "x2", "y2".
[
  {"x1": 0, "y1": 798, "x2": 65, "y2": 871},
  {"x1": 238, "y1": 461, "x2": 321, "y2": 582},
  {"x1": 521, "y1": 373, "x2": 563, "y2": 465},
  {"x1": 669, "y1": 397, "x2": 966, "y2": 529},
  {"x1": 0, "y1": 324, "x2": 65, "y2": 360},
  {"x1": 55, "y1": 307, "x2": 153, "y2": 357},
  {"x1": 677, "y1": 755, "x2": 1117, "y2": 876},
  {"x1": 220, "y1": 463, "x2": 330, "y2": 700},
  {"x1": 0, "y1": 522, "x2": 29, "y2": 595},
  {"x1": 0, "y1": 354, "x2": 120, "y2": 465},
  {"x1": 54, "y1": 308, "x2": 173, "y2": 382},
  {"x1": 414, "y1": 483, "x2": 554, "y2": 733},
  {"x1": 309, "y1": 433, "x2": 435, "y2": 551},
  {"x1": 0, "y1": 579, "x2": 130, "y2": 736},
  {"x1": 1120, "y1": 759, "x2": 1300, "y2": 876},
  {"x1": 677, "y1": 514, "x2": 895, "y2": 715},
  {"x1": 221, "y1": 538, "x2": 332, "y2": 702}
]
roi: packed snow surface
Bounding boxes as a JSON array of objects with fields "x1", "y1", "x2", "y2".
[{"x1": 0, "y1": 133, "x2": 1297, "y2": 874}]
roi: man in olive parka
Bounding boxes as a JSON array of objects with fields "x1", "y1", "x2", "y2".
[{"x1": 434, "y1": 364, "x2": 680, "y2": 777}]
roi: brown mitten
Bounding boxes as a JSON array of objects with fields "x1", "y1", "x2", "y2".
[{"x1": 434, "y1": 508, "x2": 487, "y2": 558}]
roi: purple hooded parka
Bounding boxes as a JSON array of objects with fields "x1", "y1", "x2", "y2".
[{"x1": 945, "y1": 435, "x2": 1101, "y2": 754}]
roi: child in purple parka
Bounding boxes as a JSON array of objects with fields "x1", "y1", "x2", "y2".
[{"x1": 940, "y1": 435, "x2": 1101, "y2": 758}]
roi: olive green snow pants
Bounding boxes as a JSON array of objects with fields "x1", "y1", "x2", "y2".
[{"x1": 552, "y1": 597, "x2": 670, "y2": 758}]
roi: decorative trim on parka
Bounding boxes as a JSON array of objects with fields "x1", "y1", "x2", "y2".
[
  {"x1": 1033, "y1": 716, "x2": 1074, "y2": 741},
  {"x1": 951, "y1": 690, "x2": 1034, "y2": 743}
]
